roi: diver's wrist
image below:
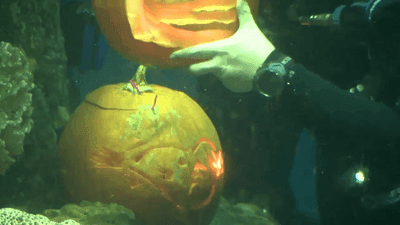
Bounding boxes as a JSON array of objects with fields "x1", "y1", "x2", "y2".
[{"x1": 253, "y1": 50, "x2": 294, "y2": 98}]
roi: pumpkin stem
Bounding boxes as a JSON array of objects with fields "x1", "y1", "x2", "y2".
[
  {"x1": 133, "y1": 64, "x2": 148, "y2": 86},
  {"x1": 126, "y1": 64, "x2": 153, "y2": 94}
]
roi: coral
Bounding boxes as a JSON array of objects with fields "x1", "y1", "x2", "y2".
[
  {"x1": 54, "y1": 106, "x2": 71, "y2": 129},
  {"x1": 0, "y1": 208, "x2": 80, "y2": 225},
  {"x1": 5, "y1": 0, "x2": 70, "y2": 156},
  {"x1": 210, "y1": 197, "x2": 278, "y2": 225},
  {"x1": 43, "y1": 201, "x2": 136, "y2": 225},
  {"x1": 0, "y1": 0, "x2": 70, "y2": 213},
  {"x1": 0, "y1": 41, "x2": 35, "y2": 175}
]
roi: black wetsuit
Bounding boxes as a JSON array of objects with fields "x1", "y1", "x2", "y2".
[{"x1": 261, "y1": 49, "x2": 400, "y2": 225}]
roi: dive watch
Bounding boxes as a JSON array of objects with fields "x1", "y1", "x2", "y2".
[{"x1": 253, "y1": 52, "x2": 294, "y2": 98}]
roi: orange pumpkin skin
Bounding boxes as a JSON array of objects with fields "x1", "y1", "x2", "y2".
[
  {"x1": 58, "y1": 83, "x2": 225, "y2": 225},
  {"x1": 92, "y1": 0, "x2": 259, "y2": 68}
]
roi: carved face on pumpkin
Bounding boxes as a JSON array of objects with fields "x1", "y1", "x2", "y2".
[
  {"x1": 58, "y1": 82, "x2": 225, "y2": 225},
  {"x1": 92, "y1": 0, "x2": 259, "y2": 68}
]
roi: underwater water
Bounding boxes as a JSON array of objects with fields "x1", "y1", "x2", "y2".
[
  {"x1": 289, "y1": 129, "x2": 319, "y2": 220},
  {"x1": 2, "y1": 0, "x2": 400, "y2": 225},
  {"x1": 70, "y1": 41, "x2": 320, "y2": 219},
  {"x1": 68, "y1": 39, "x2": 320, "y2": 224},
  {"x1": 69, "y1": 46, "x2": 200, "y2": 105}
]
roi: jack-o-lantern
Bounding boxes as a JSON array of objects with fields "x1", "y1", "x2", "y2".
[
  {"x1": 92, "y1": 0, "x2": 259, "y2": 68},
  {"x1": 58, "y1": 66, "x2": 224, "y2": 225}
]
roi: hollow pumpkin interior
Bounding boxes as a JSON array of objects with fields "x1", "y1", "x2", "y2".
[{"x1": 92, "y1": 0, "x2": 259, "y2": 68}]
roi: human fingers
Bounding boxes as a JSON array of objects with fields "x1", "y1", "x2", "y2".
[
  {"x1": 188, "y1": 57, "x2": 223, "y2": 76},
  {"x1": 170, "y1": 38, "x2": 232, "y2": 60},
  {"x1": 170, "y1": 48, "x2": 217, "y2": 60}
]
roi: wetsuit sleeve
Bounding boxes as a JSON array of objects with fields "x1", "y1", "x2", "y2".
[
  {"x1": 267, "y1": 50, "x2": 400, "y2": 143},
  {"x1": 262, "y1": 50, "x2": 400, "y2": 224}
]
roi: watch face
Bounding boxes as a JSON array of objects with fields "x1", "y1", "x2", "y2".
[
  {"x1": 258, "y1": 71, "x2": 272, "y2": 93},
  {"x1": 257, "y1": 70, "x2": 285, "y2": 98}
]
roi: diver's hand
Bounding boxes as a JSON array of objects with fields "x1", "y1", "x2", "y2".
[{"x1": 170, "y1": 0, "x2": 275, "y2": 93}]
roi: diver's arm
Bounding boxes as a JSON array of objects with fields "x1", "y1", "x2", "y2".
[{"x1": 264, "y1": 50, "x2": 400, "y2": 142}]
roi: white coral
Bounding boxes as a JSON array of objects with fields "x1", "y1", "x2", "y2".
[
  {"x1": 0, "y1": 42, "x2": 35, "y2": 175},
  {"x1": 0, "y1": 208, "x2": 80, "y2": 225}
]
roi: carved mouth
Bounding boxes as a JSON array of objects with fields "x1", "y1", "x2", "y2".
[
  {"x1": 88, "y1": 142, "x2": 222, "y2": 210},
  {"x1": 127, "y1": 166, "x2": 176, "y2": 203}
]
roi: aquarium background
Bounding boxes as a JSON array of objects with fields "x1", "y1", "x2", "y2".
[{"x1": 1, "y1": 0, "x2": 373, "y2": 224}]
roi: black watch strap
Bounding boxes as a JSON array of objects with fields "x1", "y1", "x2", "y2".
[{"x1": 261, "y1": 50, "x2": 293, "y2": 69}]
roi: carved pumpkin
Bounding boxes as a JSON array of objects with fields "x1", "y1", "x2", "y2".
[
  {"x1": 92, "y1": 0, "x2": 259, "y2": 68},
  {"x1": 58, "y1": 78, "x2": 224, "y2": 225}
]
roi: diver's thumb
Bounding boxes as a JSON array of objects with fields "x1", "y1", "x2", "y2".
[{"x1": 236, "y1": 0, "x2": 256, "y2": 27}]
